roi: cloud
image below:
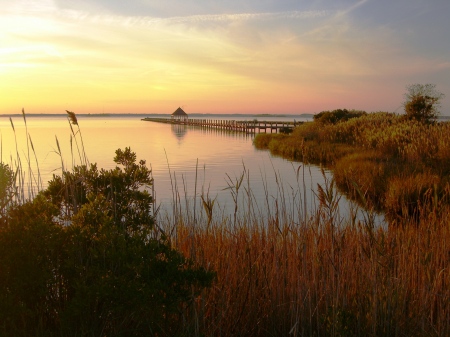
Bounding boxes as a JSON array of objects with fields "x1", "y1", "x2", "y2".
[
  {"x1": 335, "y1": 0, "x2": 370, "y2": 18},
  {"x1": 2, "y1": 0, "x2": 449, "y2": 114},
  {"x1": 151, "y1": 10, "x2": 330, "y2": 24},
  {"x1": 3, "y1": 0, "x2": 330, "y2": 25},
  {"x1": 48, "y1": 9, "x2": 331, "y2": 29}
]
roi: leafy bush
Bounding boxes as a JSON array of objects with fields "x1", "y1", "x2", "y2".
[
  {"x1": 0, "y1": 163, "x2": 16, "y2": 225},
  {"x1": 313, "y1": 109, "x2": 366, "y2": 125},
  {"x1": 403, "y1": 83, "x2": 445, "y2": 123},
  {"x1": 0, "y1": 148, "x2": 214, "y2": 336}
]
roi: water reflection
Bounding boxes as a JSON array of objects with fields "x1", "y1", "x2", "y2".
[
  {"x1": 170, "y1": 122, "x2": 261, "y2": 141},
  {"x1": 186, "y1": 125, "x2": 256, "y2": 140},
  {"x1": 171, "y1": 124, "x2": 187, "y2": 141},
  {"x1": 0, "y1": 115, "x2": 384, "y2": 226}
]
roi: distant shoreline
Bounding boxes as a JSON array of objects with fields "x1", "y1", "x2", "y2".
[
  {"x1": 2, "y1": 113, "x2": 449, "y2": 121},
  {"x1": 1, "y1": 113, "x2": 316, "y2": 118}
]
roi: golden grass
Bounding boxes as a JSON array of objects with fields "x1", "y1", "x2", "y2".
[
  {"x1": 166, "y1": 211, "x2": 450, "y2": 336},
  {"x1": 156, "y1": 166, "x2": 450, "y2": 336},
  {"x1": 254, "y1": 112, "x2": 450, "y2": 220}
]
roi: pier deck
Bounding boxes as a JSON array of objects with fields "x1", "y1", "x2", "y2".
[{"x1": 142, "y1": 118, "x2": 301, "y2": 134}]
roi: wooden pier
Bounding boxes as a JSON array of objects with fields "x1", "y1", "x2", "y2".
[{"x1": 142, "y1": 117, "x2": 301, "y2": 134}]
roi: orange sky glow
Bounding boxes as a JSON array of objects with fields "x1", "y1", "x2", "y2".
[{"x1": 1, "y1": 0, "x2": 449, "y2": 115}]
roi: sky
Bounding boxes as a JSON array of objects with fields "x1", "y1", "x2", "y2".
[{"x1": 1, "y1": 0, "x2": 449, "y2": 115}]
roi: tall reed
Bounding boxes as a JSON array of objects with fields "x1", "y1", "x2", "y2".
[
  {"x1": 163, "y1": 169, "x2": 449, "y2": 336},
  {"x1": 8, "y1": 117, "x2": 25, "y2": 204},
  {"x1": 1, "y1": 110, "x2": 88, "y2": 208},
  {"x1": 66, "y1": 110, "x2": 89, "y2": 166}
]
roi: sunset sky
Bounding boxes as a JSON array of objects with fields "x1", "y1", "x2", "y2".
[{"x1": 1, "y1": 0, "x2": 449, "y2": 115}]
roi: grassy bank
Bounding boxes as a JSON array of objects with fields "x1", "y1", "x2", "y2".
[
  {"x1": 162, "y1": 162, "x2": 449, "y2": 336},
  {"x1": 254, "y1": 112, "x2": 450, "y2": 223},
  {"x1": 169, "y1": 212, "x2": 450, "y2": 336}
]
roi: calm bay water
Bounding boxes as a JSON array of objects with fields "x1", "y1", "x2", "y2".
[{"x1": 1, "y1": 114, "x2": 373, "y2": 224}]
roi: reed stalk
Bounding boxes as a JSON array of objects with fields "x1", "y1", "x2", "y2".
[
  {"x1": 66, "y1": 110, "x2": 88, "y2": 166},
  {"x1": 9, "y1": 117, "x2": 25, "y2": 204},
  {"x1": 159, "y1": 162, "x2": 449, "y2": 336}
]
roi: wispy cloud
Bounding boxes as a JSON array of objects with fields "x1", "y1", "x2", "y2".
[
  {"x1": 54, "y1": 9, "x2": 331, "y2": 28},
  {"x1": 153, "y1": 10, "x2": 330, "y2": 24},
  {"x1": 335, "y1": 0, "x2": 370, "y2": 18}
]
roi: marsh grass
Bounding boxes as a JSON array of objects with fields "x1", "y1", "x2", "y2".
[
  {"x1": 1, "y1": 110, "x2": 449, "y2": 336},
  {"x1": 164, "y1": 170, "x2": 450, "y2": 336},
  {"x1": 3, "y1": 112, "x2": 43, "y2": 205},
  {"x1": 152, "y1": 153, "x2": 448, "y2": 336},
  {"x1": 255, "y1": 112, "x2": 450, "y2": 222}
]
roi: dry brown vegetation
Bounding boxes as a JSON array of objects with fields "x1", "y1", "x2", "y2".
[
  {"x1": 254, "y1": 112, "x2": 450, "y2": 222},
  {"x1": 158, "y1": 163, "x2": 449, "y2": 336},
  {"x1": 165, "y1": 197, "x2": 450, "y2": 336},
  {"x1": 2, "y1": 110, "x2": 450, "y2": 336}
]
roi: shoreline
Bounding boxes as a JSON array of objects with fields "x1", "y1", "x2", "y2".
[{"x1": 0, "y1": 112, "x2": 315, "y2": 119}]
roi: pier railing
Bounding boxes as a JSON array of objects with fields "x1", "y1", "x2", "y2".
[{"x1": 142, "y1": 118, "x2": 301, "y2": 134}]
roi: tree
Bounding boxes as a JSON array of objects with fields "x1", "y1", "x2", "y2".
[
  {"x1": 403, "y1": 83, "x2": 445, "y2": 123},
  {"x1": 0, "y1": 148, "x2": 215, "y2": 336}
]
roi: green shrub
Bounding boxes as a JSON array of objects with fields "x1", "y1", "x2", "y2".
[
  {"x1": 0, "y1": 148, "x2": 215, "y2": 336},
  {"x1": 313, "y1": 108, "x2": 366, "y2": 125},
  {"x1": 0, "y1": 163, "x2": 16, "y2": 224}
]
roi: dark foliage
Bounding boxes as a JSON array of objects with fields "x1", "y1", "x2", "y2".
[
  {"x1": 313, "y1": 109, "x2": 366, "y2": 125},
  {"x1": 403, "y1": 83, "x2": 445, "y2": 123},
  {"x1": 0, "y1": 148, "x2": 214, "y2": 336},
  {"x1": 0, "y1": 163, "x2": 15, "y2": 225},
  {"x1": 279, "y1": 126, "x2": 293, "y2": 134}
]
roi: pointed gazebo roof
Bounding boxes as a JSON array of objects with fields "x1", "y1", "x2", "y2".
[{"x1": 171, "y1": 107, "x2": 187, "y2": 117}]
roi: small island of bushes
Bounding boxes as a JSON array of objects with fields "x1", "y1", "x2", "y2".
[{"x1": 255, "y1": 84, "x2": 449, "y2": 224}]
